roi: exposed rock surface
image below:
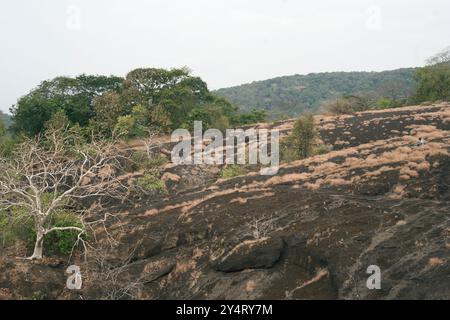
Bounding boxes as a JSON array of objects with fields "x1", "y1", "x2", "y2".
[
  {"x1": 215, "y1": 237, "x2": 284, "y2": 272},
  {"x1": 1, "y1": 103, "x2": 449, "y2": 299}
]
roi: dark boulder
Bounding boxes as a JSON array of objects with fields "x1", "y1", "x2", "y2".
[{"x1": 215, "y1": 237, "x2": 284, "y2": 272}]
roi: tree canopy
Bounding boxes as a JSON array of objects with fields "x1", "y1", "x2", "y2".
[
  {"x1": 414, "y1": 47, "x2": 450, "y2": 102},
  {"x1": 10, "y1": 68, "x2": 262, "y2": 138},
  {"x1": 10, "y1": 75, "x2": 123, "y2": 136}
]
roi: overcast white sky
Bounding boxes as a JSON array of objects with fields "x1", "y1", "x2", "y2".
[{"x1": 1, "y1": 0, "x2": 449, "y2": 113}]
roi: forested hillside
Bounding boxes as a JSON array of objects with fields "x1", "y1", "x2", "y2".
[{"x1": 215, "y1": 68, "x2": 417, "y2": 118}]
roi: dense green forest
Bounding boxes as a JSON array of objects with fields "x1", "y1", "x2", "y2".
[
  {"x1": 7, "y1": 68, "x2": 266, "y2": 138},
  {"x1": 214, "y1": 68, "x2": 418, "y2": 118}
]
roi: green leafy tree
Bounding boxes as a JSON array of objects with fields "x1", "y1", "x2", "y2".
[
  {"x1": 122, "y1": 67, "x2": 191, "y2": 107},
  {"x1": 287, "y1": 114, "x2": 316, "y2": 159},
  {"x1": 414, "y1": 47, "x2": 450, "y2": 102},
  {"x1": 375, "y1": 97, "x2": 401, "y2": 109},
  {"x1": 10, "y1": 67, "x2": 246, "y2": 138},
  {"x1": 11, "y1": 75, "x2": 123, "y2": 136},
  {"x1": 324, "y1": 95, "x2": 371, "y2": 115},
  {"x1": 148, "y1": 104, "x2": 172, "y2": 130},
  {"x1": 184, "y1": 105, "x2": 231, "y2": 131},
  {"x1": 237, "y1": 108, "x2": 267, "y2": 125},
  {"x1": 114, "y1": 115, "x2": 136, "y2": 138},
  {"x1": 122, "y1": 67, "x2": 237, "y2": 131},
  {"x1": 91, "y1": 92, "x2": 124, "y2": 136}
]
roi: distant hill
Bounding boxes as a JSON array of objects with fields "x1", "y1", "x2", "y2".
[
  {"x1": 214, "y1": 68, "x2": 417, "y2": 118},
  {"x1": 0, "y1": 111, "x2": 12, "y2": 128}
]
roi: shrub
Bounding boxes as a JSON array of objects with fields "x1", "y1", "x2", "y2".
[
  {"x1": 133, "y1": 151, "x2": 149, "y2": 165},
  {"x1": 414, "y1": 62, "x2": 450, "y2": 102},
  {"x1": 281, "y1": 116, "x2": 332, "y2": 163},
  {"x1": 289, "y1": 114, "x2": 316, "y2": 159},
  {"x1": 0, "y1": 207, "x2": 34, "y2": 249},
  {"x1": 31, "y1": 291, "x2": 47, "y2": 300},
  {"x1": 220, "y1": 165, "x2": 246, "y2": 179},
  {"x1": 147, "y1": 154, "x2": 168, "y2": 168},
  {"x1": 324, "y1": 95, "x2": 370, "y2": 114},
  {"x1": 129, "y1": 151, "x2": 168, "y2": 171},
  {"x1": 280, "y1": 141, "x2": 299, "y2": 163},
  {"x1": 236, "y1": 108, "x2": 267, "y2": 125},
  {"x1": 114, "y1": 115, "x2": 136, "y2": 138},
  {"x1": 375, "y1": 98, "x2": 402, "y2": 109},
  {"x1": 42, "y1": 212, "x2": 85, "y2": 256},
  {"x1": 312, "y1": 143, "x2": 332, "y2": 155},
  {"x1": 134, "y1": 172, "x2": 167, "y2": 194},
  {"x1": 0, "y1": 207, "x2": 83, "y2": 256},
  {"x1": 0, "y1": 137, "x2": 18, "y2": 157},
  {"x1": 182, "y1": 105, "x2": 232, "y2": 132}
]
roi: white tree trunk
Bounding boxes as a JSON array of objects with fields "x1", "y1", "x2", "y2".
[{"x1": 30, "y1": 230, "x2": 44, "y2": 260}]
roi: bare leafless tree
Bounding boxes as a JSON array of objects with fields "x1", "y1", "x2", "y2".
[
  {"x1": 140, "y1": 127, "x2": 161, "y2": 159},
  {"x1": 0, "y1": 125, "x2": 127, "y2": 259},
  {"x1": 85, "y1": 247, "x2": 143, "y2": 300},
  {"x1": 246, "y1": 214, "x2": 278, "y2": 239},
  {"x1": 426, "y1": 46, "x2": 450, "y2": 66}
]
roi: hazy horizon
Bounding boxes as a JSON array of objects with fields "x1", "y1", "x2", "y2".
[{"x1": 1, "y1": 0, "x2": 449, "y2": 113}]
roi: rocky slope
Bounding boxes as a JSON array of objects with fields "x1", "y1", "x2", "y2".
[{"x1": 1, "y1": 103, "x2": 449, "y2": 300}]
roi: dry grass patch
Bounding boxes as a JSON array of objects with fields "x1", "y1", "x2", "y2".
[
  {"x1": 320, "y1": 123, "x2": 336, "y2": 130},
  {"x1": 428, "y1": 257, "x2": 445, "y2": 267},
  {"x1": 174, "y1": 258, "x2": 197, "y2": 274},
  {"x1": 230, "y1": 192, "x2": 275, "y2": 204},
  {"x1": 390, "y1": 185, "x2": 407, "y2": 199},
  {"x1": 324, "y1": 178, "x2": 350, "y2": 186},
  {"x1": 245, "y1": 280, "x2": 257, "y2": 294},
  {"x1": 265, "y1": 173, "x2": 310, "y2": 186},
  {"x1": 400, "y1": 167, "x2": 419, "y2": 178},
  {"x1": 407, "y1": 125, "x2": 447, "y2": 140}
]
